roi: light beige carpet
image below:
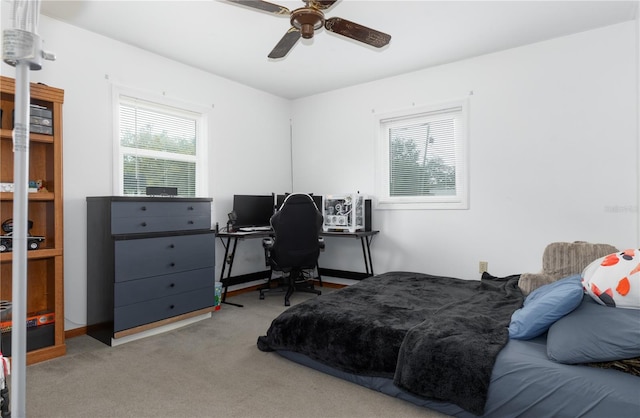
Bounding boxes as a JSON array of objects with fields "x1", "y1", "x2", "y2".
[{"x1": 24, "y1": 289, "x2": 451, "y2": 418}]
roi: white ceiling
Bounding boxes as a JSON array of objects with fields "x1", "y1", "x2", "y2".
[{"x1": 39, "y1": 0, "x2": 638, "y2": 99}]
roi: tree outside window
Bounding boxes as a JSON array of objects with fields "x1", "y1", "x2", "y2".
[
  {"x1": 376, "y1": 100, "x2": 468, "y2": 210},
  {"x1": 116, "y1": 93, "x2": 205, "y2": 197}
]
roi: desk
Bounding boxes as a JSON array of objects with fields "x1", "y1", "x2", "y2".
[
  {"x1": 318, "y1": 230, "x2": 379, "y2": 280},
  {"x1": 216, "y1": 229, "x2": 379, "y2": 307},
  {"x1": 217, "y1": 230, "x2": 272, "y2": 307}
]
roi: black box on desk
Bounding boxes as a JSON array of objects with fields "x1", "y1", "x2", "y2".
[{"x1": 364, "y1": 199, "x2": 372, "y2": 231}]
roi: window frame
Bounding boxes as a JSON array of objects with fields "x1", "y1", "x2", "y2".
[
  {"x1": 111, "y1": 85, "x2": 208, "y2": 197},
  {"x1": 374, "y1": 98, "x2": 469, "y2": 210}
]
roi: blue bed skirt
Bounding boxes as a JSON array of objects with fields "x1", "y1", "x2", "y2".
[{"x1": 277, "y1": 334, "x2": 640, "y2": 418}]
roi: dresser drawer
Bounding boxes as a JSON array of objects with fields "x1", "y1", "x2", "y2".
[
  {"x1": 111, "y1": 201, "x2": 210, "y2": 234},
  {"x1": 114, "y1": 267, "x2": 214, "y2": 307},
  {"x1": 114, "y1": 233, "x2": 215, "y2": 282},
  {"x1": 114, "y1": 287, "x2": 214, "y2": 332},
  {"x1": 112, "y1": 201, "x2": 210, "y2": 218},
  {"x1": 111, "y1": 215, "x2": 210, "y2": 234}
]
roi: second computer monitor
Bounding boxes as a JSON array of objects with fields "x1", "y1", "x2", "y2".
[{"x1": 232, "y1": 194, "x2": 275, "y2": 228}]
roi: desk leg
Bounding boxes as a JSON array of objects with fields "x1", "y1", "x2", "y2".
[
  {"x1": 360, "y1": 236, "x2": 375, "y2": 277},
  {"x1": 315, "y1": 264, "x2": 323, "y2": 287},
  {"x1": 221, "y1": 237, "x2": 243, "y2": 308},
  {"x1": 219, "y1": 236, "x2": 230, "y2": 284}
]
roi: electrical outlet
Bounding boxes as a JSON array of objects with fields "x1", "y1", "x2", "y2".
[{"x1": 479, "y1": 261, "x2": 488, "y2": 273}]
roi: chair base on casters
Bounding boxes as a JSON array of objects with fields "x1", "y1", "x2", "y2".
[{"x1": 259, "y1": 269, "x2": 321, "y2": 306}]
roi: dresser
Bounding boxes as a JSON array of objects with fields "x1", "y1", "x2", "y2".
[{"x1": 86, "y1": 196, "x2": 215, "y2": 346}]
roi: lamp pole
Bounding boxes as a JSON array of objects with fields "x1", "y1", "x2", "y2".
[{"x1": 2, "y1": 1, "x2": 54, "y2": 416}]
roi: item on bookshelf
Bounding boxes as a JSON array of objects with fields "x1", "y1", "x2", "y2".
[
  {"x1": 0, "y1": 301, "x2": 11, "y2": 321},
  {"x1": 30, "y1": 115, "x2": 51, "y2": 126},
  {"x1": 26, "y1": 179, "x2": 47, "y2": 193},
  {"x1": 29, "y1": 104, "x2": 52, "y2": 119},
  {"x1": 0, "y1": 312, "x2": 55, "y2": 333},
  {"x1": 0, "y1": 218, "x2": 45, "y2": 252},
  {"x1": 12, "y1": 105, "x2": 53, "y2": 133},
  {"x1": 35, "y1": 179, "x2": 47, "y2": 192},
  {"x1": 322, "y1": 193, "x2": 365, "y2": 233},
  {"x1": 29, "y1": 123, "x2": 53, "y2": 135},
  {"x1": 0, "y1": 183, "x2": 13, "y2": 193}
]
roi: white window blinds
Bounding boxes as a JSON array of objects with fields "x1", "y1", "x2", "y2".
[
  {"x1": 118, "y1": 95, "x2": 199, "y2": 196},
  {"x1": 376, "y1": 100, "x2": 468, "y2": 209}
]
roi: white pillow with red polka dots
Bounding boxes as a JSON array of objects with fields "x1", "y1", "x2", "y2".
[{"x1": 582, "y1": 249, "x2": 640, "y2": 309}]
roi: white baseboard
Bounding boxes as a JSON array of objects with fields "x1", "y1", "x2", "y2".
[{"x1": 110, "y1": 312, "x2": 212, "y2": 346}]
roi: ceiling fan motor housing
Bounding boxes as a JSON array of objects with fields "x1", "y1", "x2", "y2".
[{"x1": 291, "y1": 8, "x2": 324, "y2": 39}]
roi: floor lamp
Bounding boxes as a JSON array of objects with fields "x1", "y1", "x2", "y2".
[{"x1": 2, "y1": 1, "x2": 54, "y2": 416}]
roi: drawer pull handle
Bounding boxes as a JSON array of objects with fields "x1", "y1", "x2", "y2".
[
  {"x1": 169, "y1": 244, "x2": 175, "y2": 248},
  {"x1": 169, "y1": 283, "x2": 175, "y2": 288},
  {"x1": 141, "y1": 206, "x2": 147, "y2": 211},
  {"x1": 170, "y1": 262, "x2": 176, "y2": 267},
  {"x1": 188, "y1": 220, "x2": 194, "y2": 224},
  {"x1": 141, "y1": 222, "x2": 147, "y2": 227},
  {"x1": 169, "y1": 304, "x2": 175, "y2": 309},
  {"x1": 188, "y1": 206, "x2": 194, "y2": 210}
]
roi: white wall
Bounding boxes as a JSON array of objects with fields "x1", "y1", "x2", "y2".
[
  {"x1": 636, "y1": 10, "x2": 640, "y2": 247},
  {"x1": 292, "y1": 21, "x2": 639, "y2": 281},
  {"x1": 1, "y1": 11, "x2": 293, "y2": 329}
]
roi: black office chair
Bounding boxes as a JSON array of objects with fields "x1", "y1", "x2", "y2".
[{"x1": 259, "y1": 193, "x2": 324, "y2": 306}]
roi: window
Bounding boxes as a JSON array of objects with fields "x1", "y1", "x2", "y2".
[
  {"x1": 375, "y1": 99, "x2": 468, "y2": 209},
  {"x1": 113, "y1": 89, "x2": 207, "y2": 197}
]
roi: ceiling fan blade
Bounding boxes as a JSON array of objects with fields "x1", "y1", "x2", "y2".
[
  {"x1": 307, "y1": 0, "x2": 339, "y2": 10},
  {"x1": 227, "y1": 0, "x2": 290, "y2": 16},
  {"x1": 268, "y1": 27, "x2": 302, "y2": 59},
  {"x1": 324, "y1": 17, "x2": 391, "y2": 48}
]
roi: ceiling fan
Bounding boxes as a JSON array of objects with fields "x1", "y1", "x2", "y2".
[{"x1": 226, "y1": 0, "x2": 392, "y2": 59}]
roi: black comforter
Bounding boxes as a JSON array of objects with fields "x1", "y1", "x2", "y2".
[{"x1": 257, "y1": 271, "x2": 523, "y2": 415}]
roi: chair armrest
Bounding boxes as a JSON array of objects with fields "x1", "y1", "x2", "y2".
[
  {"x1": 318, "y1": 237, "x2": 325, "y2": 251},
  {"x1": 262, "y1": 237, "x2": 274, "y2": 248}
]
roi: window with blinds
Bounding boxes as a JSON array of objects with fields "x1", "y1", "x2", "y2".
[
  {"x1": 375, "y1": 100, "x2": 469, "y2": 209},
  {"x1": 116, "y1": 94, "x2": 204, "y2": 197}
]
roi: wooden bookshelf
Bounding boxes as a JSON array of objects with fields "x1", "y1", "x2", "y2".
[{"x1": 0, "y1": 75, "x2": 65, "y2": 364}]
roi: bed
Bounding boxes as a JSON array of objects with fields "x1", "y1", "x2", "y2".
[{"x1": 257, "y1": 271, "x2": 640, "y2": 417}]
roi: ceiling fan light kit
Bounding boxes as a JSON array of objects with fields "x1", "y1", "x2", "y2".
[
  {"x1": 227, "y1": 0, "x2": 391, "y2": 58},
  {"x1": 291, "y1": 8, "x2": 324, "y2": 38}
]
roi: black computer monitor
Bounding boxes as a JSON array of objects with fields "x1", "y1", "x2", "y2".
[
  {"x1": 232, "y1": 195, "x2": 275, "y2": 228},
  {"x1": 276, "y1": 193, "x2": 322, "y2": 211}
]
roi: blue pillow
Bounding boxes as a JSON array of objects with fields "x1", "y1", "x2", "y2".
[
  {"x1": 509, "y1": 274, "x2": 584, "y2": 340},
  {"x1": 547, "y1": 294, "x2": 640, "y2": 363}
]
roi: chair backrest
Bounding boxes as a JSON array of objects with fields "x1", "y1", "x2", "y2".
[{"x1": 269, "y1": 193, "x2": 323, "y2": 270}]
